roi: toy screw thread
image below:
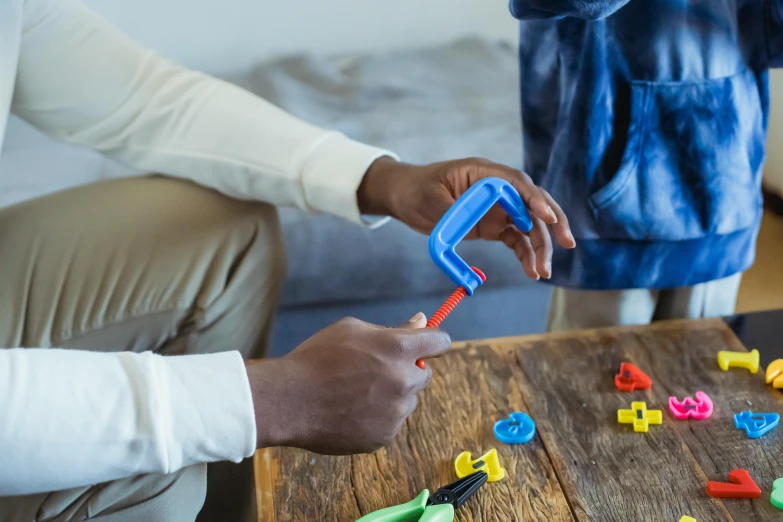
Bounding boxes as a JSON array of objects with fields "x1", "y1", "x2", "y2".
[
  {"x1": 426, "y1": 287, "x2": 468, "y2": 328},
  {"x1": 416, "y1": 266, "x2": 485, "y2": 369}
]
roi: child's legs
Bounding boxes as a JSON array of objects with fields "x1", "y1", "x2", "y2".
[
  {"x1": 547, "y1": 274, "x2": 742, "y2": 332},
  {"x1": 547, "y1": 286, "x2": 658, "y2": 332},
  {"x1": 652, "y1": 273, "x2": 743, "y2": 321}
]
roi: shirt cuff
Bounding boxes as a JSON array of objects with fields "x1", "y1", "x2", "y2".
[
  {"x1": 164, "y1": 351, "x2": 256, "y2": 469},
  {"x1": 300, "y1": 132, "x2": 398, "y2": 226}
]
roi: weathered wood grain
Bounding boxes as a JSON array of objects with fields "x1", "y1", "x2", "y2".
[
  {"x1": 629, "y1": 323, "x2": 783, "y2": 521},
  {"x1": 256, "y1": 345, "x2": 574, "y2": 521},
  {"x1": 254, "y1": 448, "x2": 360, "y2": 522},
  {"x1": 256, "y1": 319, "x2": 783, "y2": 521},
  {"x1": 511, "y1": 325, "x2": 733, "y2": 521}
]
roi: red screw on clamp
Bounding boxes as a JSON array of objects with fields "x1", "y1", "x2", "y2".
[{"x1": 416, "y1": 266, "x2": 486, "y2": 369}]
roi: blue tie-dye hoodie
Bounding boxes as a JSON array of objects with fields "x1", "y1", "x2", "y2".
[{"x1": 512, "y1": 0, "x2": 783, "y2": 289}]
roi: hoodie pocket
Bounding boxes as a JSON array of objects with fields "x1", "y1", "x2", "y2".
[{"x1": 589, "y1": 68, "x2": 764, "y2": 241}]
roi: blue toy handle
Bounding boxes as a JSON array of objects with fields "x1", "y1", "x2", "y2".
[{"x1": 428, "y1": 178, "x2": 533, "y2": 295}]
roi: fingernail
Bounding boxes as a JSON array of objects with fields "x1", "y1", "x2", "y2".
[
  {"x1": 567, "y1": 231, "x2": 576, "y2": 246},
  {"x1": 408, "y1": 312, "x2": 425, "y2": 323},
  {"x1": 544, "y1": 262, "x2": 552, "y2": 279},
  {"x1": 546, "y1": 207, "x2": 558, "y2": 223}
]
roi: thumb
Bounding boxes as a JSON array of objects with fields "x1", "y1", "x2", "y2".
[
  {"x1": 400, "y1": 312, "x2": 451, "y2": 361},
  {"x1": 401, "y1": 312, "x2": 427, "y2": 329}
]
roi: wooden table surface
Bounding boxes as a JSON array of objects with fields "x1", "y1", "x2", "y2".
[{"x1": 254, "y1": 318, "x2": 783, "y2": 521}]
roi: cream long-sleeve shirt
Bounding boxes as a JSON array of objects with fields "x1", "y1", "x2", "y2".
[{"x1": 0, "y1": 0, "x2": 394, "y2": 496}]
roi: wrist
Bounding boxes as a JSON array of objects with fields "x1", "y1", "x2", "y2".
[
  {"x1": 357, "y1": 156, "x2": 412, "y2": 218},
  {"x1": 245, "y1": 359, "x2": 289, "y2": 448}
]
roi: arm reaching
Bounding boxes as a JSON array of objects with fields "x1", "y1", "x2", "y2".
[{"x1": 14, "y1": 0, "x2": 394, "y2": 224}]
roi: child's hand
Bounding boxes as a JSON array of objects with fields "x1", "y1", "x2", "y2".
[{"x1": 358, "y1": 157, "x2": 576, "y2": 280}]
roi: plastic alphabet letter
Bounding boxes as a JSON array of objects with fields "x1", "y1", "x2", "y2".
[
  {"x1": 617, "y1": 402, "x2": 663, "y2": 433},
  {"x1": 706, "y1": 469, "x2": 761, "y2": 499},
  {"x1": 668, "y1": 392, "x2": 713, "y2": 420},
  {"x1": 494, "y1": 412, "x2": 536, "y2": 445},
  {"x1": 734, "y1": 411, "x2": 780, "y2": 439},
  {"x1": 614, "y1": 362, "x2": 652, "y2": 392},
  {"x1": 454, "y1": 449, "x2": 505, "y2": 482},
  {"x1": 772, "y1": 478, "x2": 783, "y2": 511},
  {"x1": 717, "y1": 349, "x2": 759, "y2": 374}
]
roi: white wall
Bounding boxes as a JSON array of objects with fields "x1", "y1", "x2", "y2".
[{"x1": 85, "y1": 0, "x2": 518, "y2": 76}]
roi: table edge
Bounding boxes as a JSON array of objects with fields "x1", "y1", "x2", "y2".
[{"x1": 450, "y1": 317, "x2": 727, "y2": 351}]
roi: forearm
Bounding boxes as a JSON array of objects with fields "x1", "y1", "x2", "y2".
[
  {"x1": 0, "y1": 349, "x2": 255, "y2": 495},
  {"x1": 14, "y1": 0, "x2": 395, "y2": 223},
  {"x1": 510, "y1": 0, "x2": 633, "y2": 20}
]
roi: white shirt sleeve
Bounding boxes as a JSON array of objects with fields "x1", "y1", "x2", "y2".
[
  {"x1": 13, "y1": 0, "x2": 397, "y2": 224},
  {"x1": 1, "y1": 0, "x2": 403, "y2": 496},
  {"x1": 0, "y1": 349, "x2": 256, "y2": 495}
]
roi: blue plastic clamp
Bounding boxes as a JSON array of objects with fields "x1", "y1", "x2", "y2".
[{"x1": 428, "y1": 177, "x2": 533, "y2": 295}]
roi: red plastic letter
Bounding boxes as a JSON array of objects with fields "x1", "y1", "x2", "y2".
[
  {"x1": 614, "y1": 363, "x2": 652, "y2": 392},
  {"x1": 706, "y1": 469, "x2": 762, "y2": 499}
]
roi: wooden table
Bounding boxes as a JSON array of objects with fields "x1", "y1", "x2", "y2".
[{"x1": 254, "y1": 318, "x2": 783, "y2": 521}]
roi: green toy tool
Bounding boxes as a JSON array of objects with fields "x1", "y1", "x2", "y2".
[{"x1": 355, "y1": 470, "x2": 488, "y2": 522}]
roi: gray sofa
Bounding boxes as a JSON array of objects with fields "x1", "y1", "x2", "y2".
[{"x1": 0, "y1": 39, "x2": 552, "y2": 357}]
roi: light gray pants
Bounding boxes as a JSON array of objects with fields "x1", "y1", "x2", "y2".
[
  {"x1": 0, "y1": 176, "x2": 285, "y2": 522},
  {"x1": 547, "y1": 273, "x2": 743, "y2": 332}
]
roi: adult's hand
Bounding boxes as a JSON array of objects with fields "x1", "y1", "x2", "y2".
[
  {"x1": 358, "y1": 157, "x2": 576, "y2": 280},
  {"x1": 245, "y1": 313, "x2": 449, "y2": 455}
]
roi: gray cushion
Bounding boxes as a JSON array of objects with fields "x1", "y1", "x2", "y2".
[{"x1": 279, "y1": 213, "x2": 534, "y2": 307}]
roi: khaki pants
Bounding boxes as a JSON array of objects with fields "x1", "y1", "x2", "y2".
[
  {"x1": 0, "y1": 176, "x2": 286, "y2": 522},
  {"x1": 547, "y1": 273, "x2": 743, "y2": 332}
]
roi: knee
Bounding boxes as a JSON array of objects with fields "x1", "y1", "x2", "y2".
[
  {"x1": 116, "y1": 178, "x2": 288, "y2": 357},
  {"x1": 179, "y1": 197, "x2": 287, "y2": 358},
  {"x1": 240, "y1": 202, "x2": 287, "y2": 290},
  {"x1": 212, "y1": 200, "x2": 287, "y2": 317}
]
